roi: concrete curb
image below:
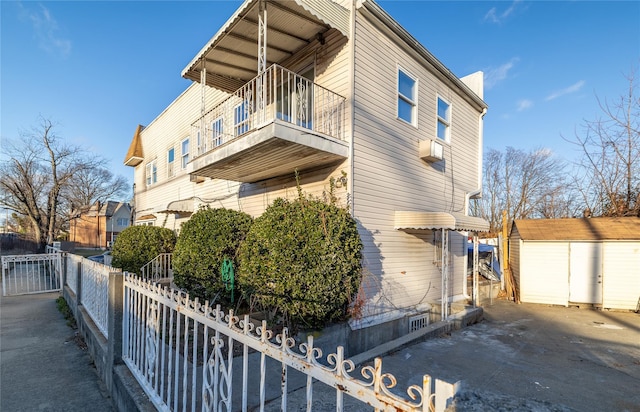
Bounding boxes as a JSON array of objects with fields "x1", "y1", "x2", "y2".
[{"x1": 350, "y1": 306, "x2": 483, "y2": 366}]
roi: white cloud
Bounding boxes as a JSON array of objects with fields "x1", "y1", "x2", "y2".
[
  {"x1": 545, "y1": 80, "x2": 585, "y2": 101},
  {"x1": 517, "y1": 99, "x2": 533, "y2": 111},
  {"x1": 19, "y1": 3, "x2": 71, "y2": 57},
  {"x1": 484, "y1": 58, "x2": 519, "y2": 90},
  {"x1": 484, "y1": 0, "x2": 523, "y2": 24}
]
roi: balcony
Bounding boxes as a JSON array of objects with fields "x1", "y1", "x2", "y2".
[{"x1": 188, "y1": 64, "x2": 348, "y2": 183}]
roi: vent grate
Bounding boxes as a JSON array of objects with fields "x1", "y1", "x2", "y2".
[{"x1": 408, "y1": 312, "x2": 430, "y2": 332}]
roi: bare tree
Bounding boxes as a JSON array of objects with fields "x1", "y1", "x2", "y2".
[
  {"x1": 567, "y1": 69, "x2": 640, "y2": 217},
  {"x1": 62, "y1": 167, "x2": 129, "y2": 211},
  {"x1": 0, "y1": 118, "x2": 129, "y2": 249},
  {"x1": 477, "y1": 146, "x2": 571, "y2": 234}
]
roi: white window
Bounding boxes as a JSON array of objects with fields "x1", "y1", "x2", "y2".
[
  {"x1": 167, "y1": 147, "x2": 175, "y2": 178},
  {"x1": 181, "y1": 138, "x2": 189, "y2": 169},
  {"x1": 398, "y1": 68, "x2": 417, "y2": 125},
  {"x1": 145, "y1": 160, "x2": 157, "y2": 186},
  {"x1": 437, "y1": 97, "x2": 451, "y2": 142},
  {"x1": 116, "y1": 218, "x2": 129, "y2": 227},
  {"x1": 234, "y1": 101, "x2": 250, "y2": 136},
  {"x1": 212, "y1": 117, "x2": 223, "y2": 147}
]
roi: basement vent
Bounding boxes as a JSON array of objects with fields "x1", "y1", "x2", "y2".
[{"x1": 408, "y1": 312, "x2": 430, "y2": 332}]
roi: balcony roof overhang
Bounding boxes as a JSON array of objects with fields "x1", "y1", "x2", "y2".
[
  {"x1": 395, "y1": 211, "x2": 490, "y2": 233},
  {"x1": 182, "y1": 0, "x2": 350, "y2": 93},
  {"x1": 189, "y1": 121, "x2": 349, "y2": 183}
]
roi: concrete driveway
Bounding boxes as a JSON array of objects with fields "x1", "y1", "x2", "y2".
[{"x1": 379, "y1": 299, "x2": 640, "y2": 411}]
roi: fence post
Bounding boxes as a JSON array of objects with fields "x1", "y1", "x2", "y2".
[
  {"x1": 106, "y1": 272, "x2": 124, "y2": 392},
  {"x1": 76, "y1": 262, "x2": 83, "y2": 315},
  {"x1": 60, "y1": 252, "x2": 67, "y2": 291}
]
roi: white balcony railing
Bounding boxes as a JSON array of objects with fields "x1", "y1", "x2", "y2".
[{"x1": 192, "y1": 64, "x2": 346, "y2": 158}]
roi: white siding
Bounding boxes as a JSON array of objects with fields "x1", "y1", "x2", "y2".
[
  {"x1": 519, "y1": 242, "x2": 570, "y2": 306},
  {"x1": 350, "y1": 12, "x2": 483, "y2": 317},
  {"x1": 602, "y1": 242, "x2": 640, "y2": 310}
]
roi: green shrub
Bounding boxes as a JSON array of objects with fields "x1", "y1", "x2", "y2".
[
  {"x1": 173, "y1": 207, "x2": 253, "y2": 304},
  {"x1": 56, "y1": 296, "x2": 76, "y2": 328},
  {"x1": 111, "y1": 226, "x2": 176, "y2": 274},
  {"x1": 237, "y1": 195, "x2": 362, "y2": 329}
]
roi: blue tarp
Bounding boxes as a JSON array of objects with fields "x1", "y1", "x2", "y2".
[
  {"x1": 467, "y1": 243, "x2": 502, "y2": 280},
  {"x1": 467, "y1": 243, "x2": 495, "y2": 253}
]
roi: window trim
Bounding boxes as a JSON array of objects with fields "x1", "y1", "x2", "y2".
[
  {"x1": 145, "y1": 159, "x2": 158, "y2": 186},
  {"x1": 436, "y1": 96, "x2": 451, "y2": 142},
  {"x1": 167, "y1": 147, "x2": 175, "y2": 178},
  {"x1": 211, "y1": 116, "x2": 224, "y2": 147},
  {"x1": 397, "y1": 66, "x2": 418, "y2": 126},
  {"x1": 181, "y1": 137, "x2": 190, "y2": 169}
]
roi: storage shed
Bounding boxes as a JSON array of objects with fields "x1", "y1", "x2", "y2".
[{"x1": 510, "y1": 217, "x2": 640, "y2": 310}]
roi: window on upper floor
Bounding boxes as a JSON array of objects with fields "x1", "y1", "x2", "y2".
[
  {"x1": 212, "y1": 117, "x2": 224, "y2": 147},
  {"x1": 116, "y1": 217, "x2": 129, "y2": 227},
  {"x1": 437, "y1": 97, "x2": 451, "y2": 142},
  {"x1": 234, "y1": 101, "x2": 250, "y2": 136},
  {"x1": 181, "y1": 138, "x2": 189, "y2": 169},
  {"x1": 167, "y1": 147, "x2": 175, "y2": 178},
  {"x1": 398, "y1": 68, "x2": 417, "y2": 125},
  {"x1": 145, "y1": 160, "x2": 157, "y2": 186}
]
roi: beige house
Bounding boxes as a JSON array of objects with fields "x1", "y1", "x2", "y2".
[
  {"x1": 70, "y1": 201, "x2": 131, "y2": 249},
  {"x1": 124, "y1": 0, "x2": 488, "y2": 345}
]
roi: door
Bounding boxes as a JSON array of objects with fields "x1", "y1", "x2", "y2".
[
  {"x1": 277, "y1": 66, "x2": 314, "y2": 129},
  {"x1": 569, "y1": 242, "x2": 603, "y2": 304}
]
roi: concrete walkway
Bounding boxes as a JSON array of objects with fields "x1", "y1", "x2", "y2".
[{"x1": 0, "y1": 292, "x2": 114, "y2": 411}]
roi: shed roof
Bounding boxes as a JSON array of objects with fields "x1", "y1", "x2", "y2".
[{"x1": 512, "y1": 217, "x2": 640, "y2": 241}]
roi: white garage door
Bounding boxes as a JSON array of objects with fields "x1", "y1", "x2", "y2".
[
  {"x1": 520, "y1": 242, "x2": 569, "y2": 305},
  {"x1": 569, "y1": 242, "x2": 602, "y2": 304}
]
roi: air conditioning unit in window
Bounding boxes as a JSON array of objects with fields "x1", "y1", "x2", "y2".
[{"x1": 419, "y1": 139, "x2": 444, "y2": 162}]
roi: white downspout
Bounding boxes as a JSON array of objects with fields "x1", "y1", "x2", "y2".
[
  {"x1": 349, "y1": 0, "x2": 357, "y2": 216},
  {"x1": 462, "y1": 107, "x2": 487, "y2": 301}
]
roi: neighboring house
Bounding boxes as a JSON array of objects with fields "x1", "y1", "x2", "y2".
[
  {"x1": 510, "y1": 217, "x2": 640, "y2": 311},
  {"x1": 124, "y1": 0, "x2": 489, "y2": 348},
  {"x1": 71, "y1": 201, "x2": 131, "y2": 249}
]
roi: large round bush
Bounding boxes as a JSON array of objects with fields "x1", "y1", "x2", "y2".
[
  {"x1": 111, "y1": 226, "x2": 176, "y2": 274},
  {"x1": 173, "y1": 207, "x2": 253, "y2": 304},
  {"x1": 237, "y1": 197, "x2": 362, "y2": 329}
]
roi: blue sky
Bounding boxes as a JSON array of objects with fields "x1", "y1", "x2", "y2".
[{"x1": 2, "y1": 0, "x2": 639, "y2": 193}]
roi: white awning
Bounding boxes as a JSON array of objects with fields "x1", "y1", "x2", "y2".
[
  {"x1": 394, "y1": 211, "x2": 489, "y2": 232},
  {"x1": 155, "y1": 199, "x2": 194, "y2": 215}
]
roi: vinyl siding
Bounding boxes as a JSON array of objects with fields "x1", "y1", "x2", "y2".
[
  {"x1": 519, "y1": 242, "x2": 570, "y2": 306},
  {"x1": 602, "y1": 242, "x2": 640, "y2": 310},
  {"x1": 350, "y1": 12, "x2": 482, "y2": 315}
]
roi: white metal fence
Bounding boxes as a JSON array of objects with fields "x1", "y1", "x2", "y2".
[
  {"x1": 80, "y1": 259, "x2": 120, "y2": 338},
  {"x1": 191, "y1": 64, "x2": 346, "y2": 158},
  {"x1": 123, "y1": 274, "x2": 457, "y2": 412},
  {"x1": 1, "y1": 254, "x2": 62, "y2": 296}
]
